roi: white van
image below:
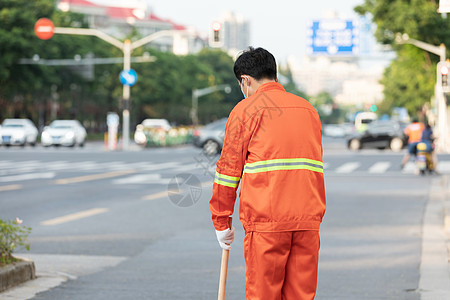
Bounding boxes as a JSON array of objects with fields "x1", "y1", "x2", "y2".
[{"x1": 354, "y1": 112, "x2": 377, "y2": 132}]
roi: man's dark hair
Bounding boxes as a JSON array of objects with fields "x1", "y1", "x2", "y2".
[{"x1": 234, "y1": 47, "x2": 277, "y2": 83}]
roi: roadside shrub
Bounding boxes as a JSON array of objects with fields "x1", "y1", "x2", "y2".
[{"x1": 0, "y1": 218, "x2": 31, "y2": 266}]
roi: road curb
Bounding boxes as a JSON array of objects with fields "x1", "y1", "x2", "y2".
[
  {"x1": 0, "y1": 257, "x2": 36, "y2": 293},
  {"x1": 443, "y1": 176, "x2": 450, "y2": 236},
  {"x1": 419, "y1": 175, "x2": 450, "y2": 299}
]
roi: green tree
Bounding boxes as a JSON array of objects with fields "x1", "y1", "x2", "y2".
[
  {"x1": 0, "y1": 1, "x2": 247, "y2": 130},
  {"x1": 354, "y1": 0, "x2": 450, "y2": 116}
]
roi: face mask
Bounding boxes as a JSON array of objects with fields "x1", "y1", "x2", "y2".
[
  {"x1": 240, "y1": 77, "x2": 249, "y2": 99},
  {"x1": 241, "y1": 88, "x2": 247, "y2": 99}
]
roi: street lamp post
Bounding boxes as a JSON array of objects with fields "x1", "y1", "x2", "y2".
[
  {"x1": 51, "y1": 27, "x2": 189, "y2": 150},
  {"x1": 395, "y1": 33, "x2": 448, "y2": 152},
  {"x1": 191, "y1": 84, "x2": 231, "y2": 126}
]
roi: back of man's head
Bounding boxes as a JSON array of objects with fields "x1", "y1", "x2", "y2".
[{"x1": 234, "y1": 47, "x2": 277, "y2": 83}]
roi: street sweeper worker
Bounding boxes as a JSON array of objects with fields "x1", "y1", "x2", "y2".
[{"x1": 209, "y1": 47, "x2": 326, "y2": 300}]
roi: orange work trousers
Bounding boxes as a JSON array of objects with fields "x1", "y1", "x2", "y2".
[{"x1": 244, "y1": 230, "x2": 320, "y2": 300}]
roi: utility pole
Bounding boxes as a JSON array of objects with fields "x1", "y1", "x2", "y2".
[
  {"x1": 191, "y1": 85, "x2": 231, "y2": 126},
  {"x1": 395, "y1": 33, "x2": 449, "y2": 153}
]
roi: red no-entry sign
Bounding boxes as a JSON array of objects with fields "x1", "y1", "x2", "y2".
[{"x1": 35, "y1": 18, "x2": 55, "y2": 40}]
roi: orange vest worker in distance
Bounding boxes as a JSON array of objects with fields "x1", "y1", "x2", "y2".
[
  {"x1": 209, "y1": 47, "x2": 326, "y2": 300},
  {"x1": 404, "y1": 121, "x2": 425, "y2": 144}
]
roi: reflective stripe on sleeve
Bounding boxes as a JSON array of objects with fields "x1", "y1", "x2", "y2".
[
  {"x1": 244, "y1": 158, "x2": 324, "y2": 174},
  {"x1": 214, "y1": 172, "x2": 240, "y2": 188}
]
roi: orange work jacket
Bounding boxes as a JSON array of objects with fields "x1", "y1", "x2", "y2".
[{"x1": 209, "y1": 82, "x2": 326, "y2": 232}]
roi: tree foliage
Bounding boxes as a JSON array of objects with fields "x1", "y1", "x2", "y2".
[
  {"x1": 0, "y1": 0, "x2": 242, "y2": 131},
  {"x1": 355, "y1": 0, "x2": 450, "y2": 116}
]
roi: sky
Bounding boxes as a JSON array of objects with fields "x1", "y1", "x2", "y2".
[{"x1": 92, "y1": 0, "x2": 365, "y2": 63}]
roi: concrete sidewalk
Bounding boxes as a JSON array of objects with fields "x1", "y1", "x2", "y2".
[
  {"x1": 0, "y1": 254, "x2": 126, "y2": 300},
  {"x1": 419, "y1": 175, "x2": 450, "y2": 299}
]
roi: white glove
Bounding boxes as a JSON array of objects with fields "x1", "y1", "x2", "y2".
[{"x1": 215, "y1": 226, "x2": 235, "y2": 250}]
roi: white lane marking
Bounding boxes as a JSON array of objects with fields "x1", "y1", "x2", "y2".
[
  {"x1": 112, "y1": 174, "x2": 163, "y2": 184},
  {"x1": 369, "y1": 162, "x2": 391, "y2": 174},
  {"x1": 0, "y1": 172, "x2": 55, "y2": 183},
  {"x1": 335, "y1": 162, "x2": 361, "y2": 173},
  {"x1": 41, "y1": 208, "x2": 109, "y2": 226}
]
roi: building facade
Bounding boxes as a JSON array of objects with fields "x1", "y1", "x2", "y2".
[
  {"x1": 57, "y1": 0, "x2": 206, "y2": 55},
  {"x1": 290, "y1": 13, "x2": 394, "y2": 109}
]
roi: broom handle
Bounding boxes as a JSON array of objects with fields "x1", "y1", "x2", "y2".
[{"x1": 218, "y1": 217, "x2": 233, "y2": 300}]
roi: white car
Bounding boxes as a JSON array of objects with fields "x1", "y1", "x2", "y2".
[
  {"x1": 0, "y1": 118, "x2": 38, "y2": 147},
  {"x1": 41, "y1": 120, "x2": 87, "y2": 147}
]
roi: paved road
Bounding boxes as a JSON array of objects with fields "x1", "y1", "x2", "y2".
[{"x1": 0, "y1": 139, "x2": 449, "y2": 299}]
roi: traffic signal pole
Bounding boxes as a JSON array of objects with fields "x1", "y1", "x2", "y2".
[
  {"x1": 48, "y1": 26, "x2": 187, "y2": 150},
  {"x1": 191, "y1": 85, "x2": 231, "y2": 126}
]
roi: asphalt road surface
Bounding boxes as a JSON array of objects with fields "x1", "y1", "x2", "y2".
[{"x1": 0, "y1": 138, "x2": 449, "y2": 299}]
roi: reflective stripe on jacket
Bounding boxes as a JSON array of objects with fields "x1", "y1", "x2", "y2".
[{"x1": 209, "y1": 82, "x2": 326, "y2": 232}]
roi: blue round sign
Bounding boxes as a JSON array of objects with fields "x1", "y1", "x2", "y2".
[{"x1": 119, "y1": 69, "x2": 138, "y2": 86}]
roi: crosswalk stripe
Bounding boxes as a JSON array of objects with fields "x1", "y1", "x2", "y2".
[
  {"x1": 172, "y1": 163, "x2": 200, "y2": 172},
  {"x1": 369, "y1": 162, "x2": 391, "y2": 174},
  {"x1": 46, "y1": 161, "x2": 71, "y2": 170},
  {"x1": 0, "y1": 172, "x2": 55, "y2": 183},
  {"x1": 335, "y1": 162, "x2": 361, "y2": 173},
  {"x1": 401, "y1": 162, "x2": 416, "y2": 174},
  {"x1": 75, "y1": 161, "x2": 102, "y2": 170},
  {"x1": 0, "y1": 160, "x2": 41, "y2": 170},
  {"x1": 437, "y1": 161, "x2": 450, "y2": 173},
  {"x1": 0, "y1": 160, "x2": 13, "y2": 167},
  {"x1": 140, "y1": 162, "x2": 181, "y2": 171}
]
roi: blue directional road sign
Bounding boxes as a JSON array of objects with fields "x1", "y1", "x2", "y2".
[
  {"x1": 120, "y1": 69, "x2": 138, "y2": 86},
  {"x1": 306, "y1": 19, "x2": 359, "y2": 56}
]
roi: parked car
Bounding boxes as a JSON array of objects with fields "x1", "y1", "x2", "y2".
[
  {"x1": 347, "y1": 120, "x2": 408, "y2": 151},
  {"x1": 0, "y1": 118, "x2": 38, "y2": 147},
  {"x1": 41, "y1": 120, "x2": 87, "y2": 147},
  {"x1": 193, "y1": 118, "x2": 227, "y2": 155}
]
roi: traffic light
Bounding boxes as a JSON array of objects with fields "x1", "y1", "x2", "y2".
[
  {"x1": 441, "y1": 64, "x2": 449, "y2": 87},
  {"x1": 213, "y1": 22, "x2": 221, "y2": 42},
  {"x1": 209, "y1": 21, "x2": 223, "y2": 47}
]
